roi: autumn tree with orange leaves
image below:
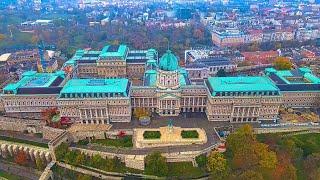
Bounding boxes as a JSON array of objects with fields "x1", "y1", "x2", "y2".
[
  {"x1": 41, "y1": 107, "x2": 61, "y2": 128},
  {"x1": 14, "y1": 150, "x2": 28, "y2": 166},
  {"x1": 226, "y1": 125, "x2": 277, "y2": 178}
]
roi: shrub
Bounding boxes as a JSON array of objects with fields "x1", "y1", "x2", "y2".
[
  {"x1": 145, "y1": 152, "x2": 168, "y2": 177},
  {"x1": 181, "y1": 130, "x2": 199, "y2": 138},
  {"x1": 143, "y1": 131, "x2": 161, "y2": 139},
  {"x1": 77, "y1": 139, "x2": 89, "y2": 146},
  {"x1": 196, "y1": 154, "x2": 207, "y2": 168},
  {"x1": 92, "y1": 136, "x2": 133, "y2": 148}
]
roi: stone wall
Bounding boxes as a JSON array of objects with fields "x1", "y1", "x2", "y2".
[
  {"x1": 0, "y1": 116, "x2": 42, "y2": 133},
  {"x1": 124, "y1": 155, "x2": 145, "y2": 170},
  {"x1": 254, "y1": 127, "x2": 320, "y2": 134},
  {"x1": 0, "y1": 141, "x2": 52, "y2": 164},
  {"x1": 42, "y1": 126, "x2": 65, "y2": 141}
]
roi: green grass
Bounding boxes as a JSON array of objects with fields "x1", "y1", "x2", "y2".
[
  {"x1": 143, "y1": 131, "x2": 161, "y2": 139},
  {"x1": 167, "y1": 162, "x2": 207, "y2": 178},
  {"x1": 0, "y1": 136, "x2": 48, "y2": 148},
  {"x1": 0, "y1": 170, "x2": 21, "y2": 180},
  {"x1": 181, "y1": 130, "x2": 199, "y2": 138},
  {"x1": 77, "y1": 139, "x2": 89, "y2": 146},
  {"x1": 92, "y1": 136, "x2": 133, "y2": 148}
]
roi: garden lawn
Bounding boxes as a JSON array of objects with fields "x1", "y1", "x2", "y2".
[
  {"x1": 92, "y1": 136, "x2": 133, "y2": 148},
  {"x1": 143, "y1": 131, "x2": 161, "y2": 139},
  {"x1": 167, "y1": 162, "x2": 206, "y2": 178},
  {"x1": 0, "y1": 170, "x2": 21, "y2": 180},
  {"x1": 181, "y1": 130, "x2": 199, "y2": 138},
  {"x1": 0, "y1": 136, "x2": 48, "y2": 148}
]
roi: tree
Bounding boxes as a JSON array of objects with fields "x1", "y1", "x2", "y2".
[
  {"x1": 227, "y1": 125, "x2": 277, "y2": 174},
  {"x1": 253, "y1": 142, "x2": 277, "y2": 169},
  {"x1": 273, "y1": 57, "x2": 292, "y2": 70},
  {"x1": 226, "y1": 124, "x2": 255, "y2": 155},
  {"x1": 90, "y1": 154, "x2": 105, "y2": 168},
  {"x1": 303, "y1": 153, "x2": 320, "y2": 180},
  {"x1": 239, "y1": 170, "x2": 263, "y2": 180},
  {"x1": 195, "y1": 154, "x2": 207, "y2": 168},
  {"x1": 14, "y1": 151, "x2": 28, "y2": 166},
  {"x1": 41, "y1": 107, "x2": 59, "y2": 126},
  {"x1": 36, "y1": 157, "x2": 45, "y2": 171},
  {"x1": 216, "y1": 69, "x2": 227, "y2": 77},
  {"x1": 206, "y1": 151, "x2": 228, "y2": 179},
  {"x1": 273, "y1": 163, "x2": 297, "y2": 180},
  {"x1": 64, "y1": 151, "x2": 78, "y2": 165},
  {"x1": 133, "y1": 108, "x2": 150, "y2": 119},
  {"x1": 55, "y1": 143, "x2": 69, "y2": 161},
  {"x1": 145, "y1": 151, "x2": 168, "y2": 177},
  {"x1": 77, "y1": 174, "x2": 92, "y2": 180},
  {"x1": 75, "y1": 152, "x2": 86, "y2": 166}
]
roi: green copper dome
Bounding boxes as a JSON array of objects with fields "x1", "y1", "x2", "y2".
[{"x1": 159, "y1": 50, "x2": 179, "y2": 71}]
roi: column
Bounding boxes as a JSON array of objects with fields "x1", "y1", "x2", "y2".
[{"x1": 84, "y1": 109, "x2": 87, "y2": 119}]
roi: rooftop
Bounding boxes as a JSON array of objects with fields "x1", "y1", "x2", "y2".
[
  {"x1": 265, "y1": 67, "x2": 320, "y2": 92},
  {"x1": 99, "y1": 45, "x2": 128, "y2": 60},
  {"x1": 60, "y1": 78, "x2": 130, "y2": 97},
  {"x1": 3, "y1": 71, "x2": 65, "y2": 95},
  {"x1": 207, "y1": 76, "x2": 280, "y2": 96}
]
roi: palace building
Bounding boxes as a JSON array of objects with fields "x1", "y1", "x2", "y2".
[
  {"x1": 1, "y1": 70, "x2": 67, "y2": 118},
  {"x1": 63, "y1": 45, "x2": 158, "y2": 80},
  {"x1": 1, "y1": 44, "x2": 319, "y2": 124},
  {"x1": 58, "y1": 78, "x2": 131, "y2": 124},
  {"x1": 265, "y1": 67, "x2": 320, "y2": 108},
  {"x1": 205, "y1": 77, "x2": 282, "y2": 122}
]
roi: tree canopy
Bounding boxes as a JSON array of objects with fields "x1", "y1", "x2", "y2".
[
  {"x1": 207, "y1": 151, "x2": 228, "y2": 179},
  {"x1": 145, "y1": 151, "x2": 168, "y2": 177},
  {"x1": 273, "y1": 57, "x2": 292, "y2": 70}
]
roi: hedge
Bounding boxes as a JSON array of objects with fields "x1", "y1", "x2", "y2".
[
  {"x1": 181, "y1": 130, "x2": 199, "y2": 139},
  {"x1": 143, "y1": 131, "x2": 161, "y2": 139}
]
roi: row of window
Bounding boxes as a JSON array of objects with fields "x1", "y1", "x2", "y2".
[
  {"x1": 60, "y1": 92, "x2": 127, "y2": 98},
  {"x1": 214, "y1": 91, "x2": 280, "y2": 97}
]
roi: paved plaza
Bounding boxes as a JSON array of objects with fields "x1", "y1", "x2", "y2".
[{"x1": 76, "y1": 113, "x2": 260, "y2": 155}]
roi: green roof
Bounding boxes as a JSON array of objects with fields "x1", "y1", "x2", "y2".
[
  {"x1": 265, "y1": 67, "x2": 320, "y2": 84},
  {"x1": 60, "y1": 78, "x2": 130, "y2": 96},
  {"x1": 143, "y1": 69, "x2": 189, "y2": 87},
  {"x1": 207, "y1": 76, "x2": 279, "y2": 96},
  {"x1": 159, "y1": 50, "x2": 179, "y2": 71},
  {"x1": 3, "y1": 71, "x2": 65, "y2": 94},
  {"x1": 99, "y1": 45, "x2": 128, "y2": 60}
]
